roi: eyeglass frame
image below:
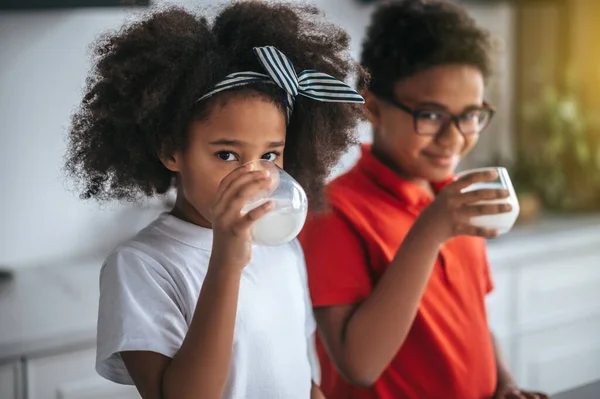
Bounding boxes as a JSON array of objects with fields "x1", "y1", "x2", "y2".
[{"x1": 378, "y1": 95, "x2": 495, "y2": 136}]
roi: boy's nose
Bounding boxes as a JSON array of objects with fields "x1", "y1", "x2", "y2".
[{"x1": 435, "y1": 121, "x2": 465, "y2": 151}]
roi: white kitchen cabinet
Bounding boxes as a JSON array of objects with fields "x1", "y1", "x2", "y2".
[
  {"x1": 0, "y1": 260, "x2": 141, "y2": 399},
  {"x1": 0, "y1": 360, "x2": 23, "y2": 399},
  {"x1": 515, "y1": 251, "x2": 600, "y2": 331},
  {"x1": 486, "y1": 267, "x2": 513, "y2": 339},
  {"x1": 1, "y1": 216, "x2": 599, "y2": 398},
  {"x1": 487, "y1": 219, "x2": 600, "y2": 395},
  {"x1": 516, "y1": 315, "x2": 600, "y2": 394},
  {"x1": 26, "y1": 347, "x2": 139, "y2": 399},
  {"x1": 56, "y1": 376, "x2": 140, "y2": 399}
]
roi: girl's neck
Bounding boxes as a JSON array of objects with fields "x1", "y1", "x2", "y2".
[{"x1": 170, "y1": 190, "x2": 213, "y2": 229}]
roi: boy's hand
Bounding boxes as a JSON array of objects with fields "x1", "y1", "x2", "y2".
[
  {"x1": 422, "y1": 169, "x2": 512, "y2": 242},
  {"x1": 494, "y1": 384, "x2": 549, "y2": 399}
]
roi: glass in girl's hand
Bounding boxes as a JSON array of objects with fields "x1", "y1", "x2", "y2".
[{"x1": 241, "y1": 160, "x2": 308, "y2": 246}]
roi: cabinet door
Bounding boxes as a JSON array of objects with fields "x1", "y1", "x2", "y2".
[
  {"x1": 0, "y1": 361, "x2": 23, "y2": 399},
  {"x1": 26, "y1": 347, "x2": 138, "y2": 399},
  {"x1": 58, "y1": 376, "x2": 139, "y2": 399},
  {"x1": 486, "y1": 268, "x2": 517, "y2": 372},
  {"x1": 486, "y1": 267, "x2": 513, "y2": 337},
  {"x1": 516, "y1": 250, "x2": 600, "y2": 331},
  {"x1": 515, "y1": 315, "x2": 600, "y2": 395}
]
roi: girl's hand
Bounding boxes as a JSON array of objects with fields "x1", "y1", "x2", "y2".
[
  {"x1": 209, "y1": 163, "x2": 274, "y2": 271},
  {"x1": 421, "y1": 169, "x2": 512, "y2": 242}
]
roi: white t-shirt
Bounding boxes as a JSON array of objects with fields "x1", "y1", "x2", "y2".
[{"x1": 96, "y1": 212, "x2": 319, "y2": 398}]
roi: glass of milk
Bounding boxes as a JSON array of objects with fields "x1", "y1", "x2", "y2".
[
  {"x1": 455, "y1": 167, "x2": 520, "y2": 235},
  {"x1": 241, "y1": 160, "x2": 308, "y2": 246}
]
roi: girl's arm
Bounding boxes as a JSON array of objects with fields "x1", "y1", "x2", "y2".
[
  {"x1": 122, "y1": 166, "x2": 273, "y2": 399},
  {"x1": 122, "y1": 265, "x2": 242, "y2": 399}
]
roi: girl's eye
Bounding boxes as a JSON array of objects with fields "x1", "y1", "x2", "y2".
[
  {"x1": 261, "y1": 152, "x2": 279, "y2": 162},
  {"x1": 216, "y1": 152, "x2": 237, "y2": 162}
]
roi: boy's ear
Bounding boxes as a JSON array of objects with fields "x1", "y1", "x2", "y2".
[
  {"x1": 361, "y1": 89, "x2": 382, "y2": 129},
  {"x1": 159, "y1": 150, "x2": 181, "y2": 173}
]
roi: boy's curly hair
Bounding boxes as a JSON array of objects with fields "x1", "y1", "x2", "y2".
[
  {"x1": 65, "y1": 1, "x2": 364, "y2": 209},
  {"x1": 360, "y1": 0, "x2": 492, "y2": 98}
]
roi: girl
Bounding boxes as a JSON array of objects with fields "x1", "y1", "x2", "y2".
[
  {"x1": 65, "y1": 2, "x2": 364, "y2": 399},
  {"x1": 300, "y1": 1, "x2": 548, "y2": 399}
]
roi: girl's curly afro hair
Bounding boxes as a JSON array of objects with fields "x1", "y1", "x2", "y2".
[{"x1": 65, "y1": 1, "x2": 365, "y2": 210}]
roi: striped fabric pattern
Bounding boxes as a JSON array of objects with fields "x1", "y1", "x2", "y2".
[{"x1": 197, "y1": 46, "x2": 364, "y2": 118}]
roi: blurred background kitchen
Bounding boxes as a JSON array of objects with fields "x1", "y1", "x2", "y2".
[{"x1": 1, "y1": 0, "x2": 599, "y2": 398}]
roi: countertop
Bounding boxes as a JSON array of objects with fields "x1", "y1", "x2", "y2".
[
  {"x1": 487, "y1": 213, "x2": 600, "y2": 265},
  {"x1": 1, "y1": 213, "x2": 599, "y2": 371},
  {"x1": 0, "y1": 257, "x2": 102, "y2": 362},
  {"x1": 554, "y1": 380, "x2": 600, "y2": 399}
]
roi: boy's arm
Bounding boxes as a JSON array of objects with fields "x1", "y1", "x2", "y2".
[
  {"x1": 491, "y1": 333, "x2": 518, "y2": 391},
  {"x1": 485, "y1": 252, "x2": 547, "y2": 398},
  {"x1": 314, "y1": 214, "x2": 442, "y2": 387}
]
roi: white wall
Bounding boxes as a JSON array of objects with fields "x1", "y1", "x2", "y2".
[
  {"x1": 461, "y1": 3, "x2": 516, "y2": 170},
  {"x1": 0, "y1": 1, "x2": 513, "y2": 269},
  {"x1": 0, "y1": 1, "x2": 373, "y2": 269},
  {"x1": 305, "y1": 1, "x2": 375, "y2": 178},
  {"x1": 0, "y1": 8, "x2": 161, "y2": 269}
]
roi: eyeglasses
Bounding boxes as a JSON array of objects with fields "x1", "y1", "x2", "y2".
[{"x1": 381, "y1": 96, "x2": 495, "y2": 136}]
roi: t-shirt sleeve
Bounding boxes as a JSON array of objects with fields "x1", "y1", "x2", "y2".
[
  {"x1": 299, "y1": 211, "x2": 373, "y2": 308},
  {"x1": 96, "y1": 249, "x2": 188, "y2": 385}
]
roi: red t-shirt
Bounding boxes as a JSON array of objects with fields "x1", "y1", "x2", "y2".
[{"x1": 299, "y1": 145, "x2": 497, "y2": 399}]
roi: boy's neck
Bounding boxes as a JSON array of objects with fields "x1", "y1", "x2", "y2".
[{"x1": 370, "y1": 146, "x2": 435, "y2": 196}]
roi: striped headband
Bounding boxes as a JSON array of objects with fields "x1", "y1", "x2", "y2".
[{"x1": 196, "y1": 46, "x2": 365, "y2": 118}]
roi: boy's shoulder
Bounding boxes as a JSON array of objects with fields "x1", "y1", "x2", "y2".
[
  {"x1": 327, "y1": 163, "x2": 378, "y2": 203},
  {"x1": 326, "y1": 163, "x2": 412, "y2": 218},
  {"x1": 315, "y1": 162, "x2": 418, "y2": 247}
]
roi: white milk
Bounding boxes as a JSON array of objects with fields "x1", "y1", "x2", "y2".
[
  {"x1": 242, "y1": 198, "x2": 307, "y2": 246},
  {"x1": 463, "y1": 182, "x2": 520, "y2": 234}
]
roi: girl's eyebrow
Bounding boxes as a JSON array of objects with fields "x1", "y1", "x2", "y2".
[
  {"x1": 209, "y1": 139, "x2": 245, "y2": 147},
  {"x1": 209, "y1": 139, "x2": 285, "y2": 148}
]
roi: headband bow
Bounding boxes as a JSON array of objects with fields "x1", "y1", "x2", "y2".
[{"x1": 197, "y1": 46, "x2": 364, "y2": 118}]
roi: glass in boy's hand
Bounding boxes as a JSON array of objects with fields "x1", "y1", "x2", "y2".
[
  {"x1": 209, "y1": 162, "x2": 275, "y2": 270},
  {"x1": 423, "y1": 169, "x2": 514, "y2": 240},
  {"x1": 455, "y1": 167, "x2": 520, "y2": 235},
  {"x1": 241, "y1": 160, "x2": 308, "y2": 247}
]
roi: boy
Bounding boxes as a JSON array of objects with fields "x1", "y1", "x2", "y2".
[{"x1": 300, "y1": 1, "x2": 549, "y2": 398}]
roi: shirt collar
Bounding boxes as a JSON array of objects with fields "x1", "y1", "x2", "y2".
[
  {"x1": 152, "y1": 212, "x2": 213, "y2": 251},
  {"x1": 357, "y1": 144, "x2": 454, "y2": 210}
]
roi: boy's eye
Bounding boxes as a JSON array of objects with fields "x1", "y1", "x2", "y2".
[
  {"x1": 460, "y1": 110, "x2": 482, "y2": 121},
  {"x1": 419, "y1": 111, "x2": 444, "y2": 122},
  {"x1": 217, "y1": 151, "x2": 237, "y2": 162},
  {"x1": 261, "y1": 152, "x2": 279, "y2": 162}
]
